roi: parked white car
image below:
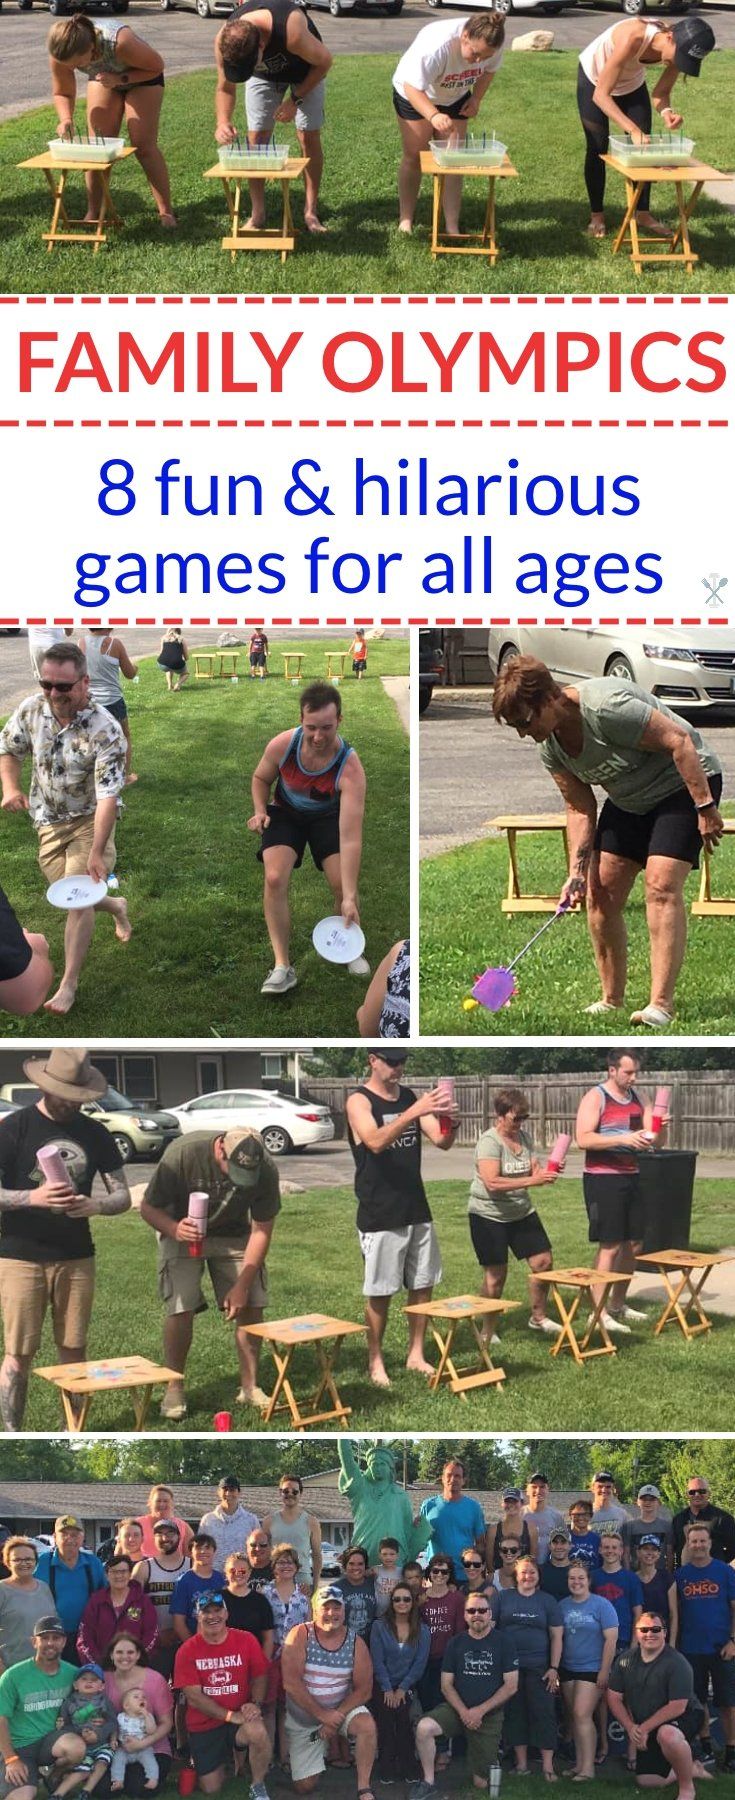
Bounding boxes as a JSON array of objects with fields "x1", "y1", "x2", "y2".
[
  {"x1": 427, "y1": 0, "x2": 575, "y2": 16},
  {"x1": 487, "y1": 625, "x2": 735, "y2": 713},
  {"x1": 169, "y1": 1089, "x2": 335, "y2": 1157}
]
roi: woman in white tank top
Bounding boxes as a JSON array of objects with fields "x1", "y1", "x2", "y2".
[
  {"x1": 79, "y1": 627, "x2": 139, "y2": 785},
  {"x1": 576, "y1": 15, "x2": 715, "y2": 238},
  {"x1": 47, "y1": 15, "x2": 176, "y2": 227}
]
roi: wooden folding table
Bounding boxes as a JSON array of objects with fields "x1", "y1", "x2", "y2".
[
  {"x1": 602, "y1": 155, "x2": 732, "y2": 275},
  {"x1": 17, "y1": 147, "x2": 136, "y2": 254},
  {"x1": 486, "y1": 813, "x2": 571, "y2": 914},
  {"x1": 636, "y1": 1249, "x2": 735, "y2": 1341},
  {"x1": 534, "y1": 1269, "x2": 632, "y2": 1366},
  {"x1": 419, "y1": 150, "x2": 518, "y2": 264},
  {"x1": 403, "y1": 1295, "x2": 520, "y2": 1397},
  {"x1": 34, "y1": 1356, "x2": 181, "y2": 1431},
  {"x1": 325, "y1": 651, "x2": 348, "y2": 682},
  {"x1": 193, "y1": 651, "x2": 240, "y2": 680},
  {"x1": 242, "y1": 1312, "x2": 364, "y2": 1430},
  {"x1": 203, "y1": 158, "x2": 309, "y2": 264},
  {"x1": 283, "y1": 652, "x2": 305, "y2": 683}
]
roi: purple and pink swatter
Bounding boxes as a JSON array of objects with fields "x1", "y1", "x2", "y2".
[{"x1": 463, "y1": 900, "x2": 571, "y2": 1014}]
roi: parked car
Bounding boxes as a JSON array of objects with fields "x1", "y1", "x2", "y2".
[
  {"x1": 306, "y1": 0, "x2": 403, "y2": 16},
  {"x1": 157, "y1": 0, "x2": 237, "y2": 15},
  {"x1": 427, "y1": 0, "x2": 574, "y2": 16},
  {"x1": 17, "y1": 0, "x2": 130, "y2": 12},
  {"x1": 0, "y1": 1083, "x2": 180, "y2": 1164},
  {"x1": 169, "y1": 1089, "x2": 336, "y2": 1157},
  {"x1": 419, "y1": 628, "x2": 445, "y2": 716},
  {"x1": 487, "y1": 625, "x2": 735, "y2": 714},
  {"x1": 319, "y1": 1541, "x2": 343, "y2": 1576}
]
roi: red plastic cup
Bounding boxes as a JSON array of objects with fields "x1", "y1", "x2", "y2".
[
  {"x1": 178, "y1": 1768, "x2": 197, "y2": 1796},
  {"x1": 547, "y1": 1132, "x2": 571, "y2": 1173},
  {"x1": 213, "y1": 1411, "x2": 232, "y2": 1432},
  {"x1": 651, "y1": 1087, "x2": 671, "y2": 1136}
]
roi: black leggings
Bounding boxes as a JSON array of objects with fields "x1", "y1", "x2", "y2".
[{"x1": 577, "y1": 66, "x2": 652, "y2": 213}]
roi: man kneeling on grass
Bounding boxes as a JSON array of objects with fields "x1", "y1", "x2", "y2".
[
  {"x1": 607, "y1": 1613, "x2": 709, "y2": 1800},
  {"x1": 174, "y1": 1593, "x2": 271, "y2": 1800},
  {"x1": 414, "y1": 1590, "x2": 519, "y2": 1797},
  {"x1": 281, "y1": 1586, "x2": 377, "y2": 1798}
]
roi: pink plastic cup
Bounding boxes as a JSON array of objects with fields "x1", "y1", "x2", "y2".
[
  {"x1": 36, "y1": 1144, "x2": 70, "y2": 1187},
  {"x1": 213, "y1": 1411, "x2": 232, "y2": 1433},
  {"x1": 437, "y1": 1077, "x2": 455, "y2": 1138},
  {"x1": 547, "y1": 1132, "x2": 571, "y2": 1173},
  {"x1": 187, "y1": 1190, "x2": 209, "y2": 1259},
  {"x1": 651, "y1": 1087, "x2": 671, "y2": 1136}
]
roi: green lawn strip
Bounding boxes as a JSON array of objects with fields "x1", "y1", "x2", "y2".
[
  {"x1": 0, "y1": 639, "x2": 408, "y2": 1038},
  {"x1": 420, "y1": 819, "x2": 735, "y2": 1036},
  {"x1": 1, "y1": 54, "x2": 733, "y2": 294},
  {"x1": 18, "y1": 1178, "x2": 733, "y2": 1434},
  {"x1": 200, "y1": 1776, "x2": 728, "y2": 1800}
]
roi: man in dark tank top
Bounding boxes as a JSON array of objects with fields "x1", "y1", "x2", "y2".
[
  {"x1": 214, "y1": 0, "x2": 333, "y2": 233},
  {"x1": 345, "y1": 1049, "x2": 460, "y2": 1389}
]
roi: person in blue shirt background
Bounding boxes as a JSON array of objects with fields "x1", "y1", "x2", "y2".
[
  {"x1": 592, "y1": 1530, "x2": 644, "y2": 1648},
  {"x1": 559, "y1": 1561, "x2": 619, "y2": 1779},
  {"x1": 35, "y1": 1517, "x2": 106, "y2": 1664},
  {"x1": 419, "y1": 1460, "x2": 486, "y2": 1585},
  {"x1": 675, "y1": 1520, "x2": 735, "y2": 1773},
  {"x1": 169, "y1": 1535, "x2": 225, "y2": 1641},
  {"x1": 568, "y1": 1499, "x2": 602, "y2": 1570}
]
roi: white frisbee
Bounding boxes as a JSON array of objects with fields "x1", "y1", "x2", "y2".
[
  {"x1": 312, "y1": 915, "x2": 366, "y2": 964},
  {"x1": 47, "y1": 874, "x2": 108, "y2": 910}
]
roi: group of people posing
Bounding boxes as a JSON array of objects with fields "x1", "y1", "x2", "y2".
[
  {"x1": 42, "y1": 7, "x2": 716, "y2": 244},
  {"x1": 0, "y1": 1042, "x2": 677, "y2": 1426},
  {"x1": 1, "y1": 1463, "x2": 734, "y2": 1800},
  {"x1": 0, "y1": 633, "x2": 384, "y2": 1017}
]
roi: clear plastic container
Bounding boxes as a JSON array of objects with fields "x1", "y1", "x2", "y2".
[
  {"x1": 48, "y1": 137, "x2": 126, "y2": 163},
  {"x1": 430, "y1": 133, "x2": 507, "y2": 169},
  {"x1": 609, "y1": 132, "x2": 694, "y2": 167},
  {"x1": 219, "y1": 143, "x2": 290, "y2": 171}
]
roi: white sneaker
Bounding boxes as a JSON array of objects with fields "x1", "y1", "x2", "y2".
[
  {"x1": 618, "y1": 1304, "x2": 647, "y2": 1323},
  {"x1": 589, "y1": 1310, "x2": 632, "y2": 1336},
  {"x1": 528, "y1": 1315, "x2": 561, "y2": 1336},
  {"x1": 261, "y1": 965, "x2": 297, "y2": 995},
  {"x1": 347, "y1": 954, "x2": 371, "y2": 977}
]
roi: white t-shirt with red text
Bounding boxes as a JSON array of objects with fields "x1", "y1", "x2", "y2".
[
  {"x1": 174, "y1": 1627, "x2": 269, "y2": 1733},
  {"x1": 393, "y1": 18, "x2": 503, "y2": 105}
]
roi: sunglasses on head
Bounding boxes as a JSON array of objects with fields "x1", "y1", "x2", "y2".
[{"x1": 39, "y1": 678, "x2": 79, "y2": 694}]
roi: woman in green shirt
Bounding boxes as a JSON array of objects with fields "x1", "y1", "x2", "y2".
[
  {"x1": 492, "y1": 655, "x2": 724, "y2": 1029},
  {"x1": 469, "y1": 1088, "x2": 558, "y2": 1335}
]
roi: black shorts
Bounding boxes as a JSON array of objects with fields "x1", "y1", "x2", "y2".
[
  {"x1": 0, "y1": 884, "x2": 32, "y2": 982},
  {"x1": 559, "y1": 1668, "x2": 599, "y2": 1686},
  {"x1": 595, "y1": 773, "x2": 723, "y2": 873},
  {"x1": 104, "y1": 695, "x2": 128, "y2": 723},
  {"x1": 583, "y1": 1172, "x2": 643, "y2": 1247},
  {"x1": 635, "y1": 1714, "x2": 700, "y2": 1781},
  {"x1": 112, "y1": 73, "x2": 165, "y2": 96},
  {"x1": 392, "y1": 87, "x2": 473, "y2": 123},
  {"x1": 189, "y1": 1723, "x2": 240, "y2": 1778},
  {"x1": 250, "y1": 652, "x2": 266, "y2": 667},
  {"x1": 469, "y1": 1210, "x2": 551, "y2": 1268},
  {"x1": 353, "y1": 659, "x2": 366, "y2": 674},
  {"x1": 257, "y1": 800, "x2": 340, "y2": 871},
  {"x1": 686, "y1": 1651, "x2": 735, "y2": 1710}
]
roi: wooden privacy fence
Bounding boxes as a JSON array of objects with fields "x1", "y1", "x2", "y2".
[{"x1": 303, "y1": 1072, "x2": 735, "y2": 1152}]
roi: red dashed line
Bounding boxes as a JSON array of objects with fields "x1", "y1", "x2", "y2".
[
  {"x1": 2, "y1": 615, "x2": 730, "y2": 630},
  {"x1": 0, "y1": 418, "x2": 725, "y2": 429}
]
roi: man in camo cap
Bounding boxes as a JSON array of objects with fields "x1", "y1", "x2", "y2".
[{"x1": 140, "y1": 1128, "x2": 281, "y2": 1423}]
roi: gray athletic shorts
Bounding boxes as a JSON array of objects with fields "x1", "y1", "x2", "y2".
[
  {"x1": 245, "y1": 76, "x2": 326, "y2": 133},
  {"x1": 359, "y1": 1223, "x2": 442, "y2": 1297}
]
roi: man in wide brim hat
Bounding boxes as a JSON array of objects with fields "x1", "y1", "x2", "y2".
[{"x1": 0, "y1": 1047, "x2": 131, "y2": 1431}]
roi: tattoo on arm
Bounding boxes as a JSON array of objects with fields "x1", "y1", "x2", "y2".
[
  {"x1": 95, "y1": 1176, "x2": 130, "y2": 1216},
  {"x1": 0, "y1": 1189, "x2": 32, "y2": 1210}
]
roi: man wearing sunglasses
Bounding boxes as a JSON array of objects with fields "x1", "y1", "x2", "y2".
[
  {"x1": 415, "y1": 1592, "x2": 518, "y2": 1797},
  {"x1": 0, "y1": 642, "x2": 129, "y2": 1018},
  {"x1": 346, "y1": 1049, "x2": 459, "y2": 1389},
  {"x1": 672, "y1": 1477, "x2": 735, "y2": 1569},
  {"x1": 607, "y1": 1612, "x2": 707, "y2": 1797}
]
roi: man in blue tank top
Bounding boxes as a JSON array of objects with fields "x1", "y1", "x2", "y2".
[
  {"x1": 214, "y1": 1, "x2": 333, "y2": 234},
  {"x1": 248, "y1": 681, "x2": 368, "y2": 996}
]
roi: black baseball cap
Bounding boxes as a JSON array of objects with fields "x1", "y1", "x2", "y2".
[
  {"x1": 219, "y1": 1476, "x2": 241, "y2": 1491},
  {"x1": 153, "y1": 1519, "x2": 181, "y2": 1539},
  {"x1": 368, "y1": 1048, "x2": 408, "y2": 1065},
  {"x1": 671, "y1": 16, "x2": 715, "y2": 76},
  {"x1": 593, "y1": 1471, "x2": 615, "y2": 1485},
  {"x1": 528, "y1": 1472, "x2": 549, "y2": 1485}
]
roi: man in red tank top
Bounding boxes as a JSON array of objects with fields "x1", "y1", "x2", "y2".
[{"x1": 575, "y1": 1049, "x2": 662, "y2": 1336}]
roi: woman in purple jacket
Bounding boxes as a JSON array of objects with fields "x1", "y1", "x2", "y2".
[
  {"x1": 78, "y1": 1556, "x2": 159, "y2": 1666},
  {"x1": 369, "y1": 1583, "x2": 431, "y2": 1783}
]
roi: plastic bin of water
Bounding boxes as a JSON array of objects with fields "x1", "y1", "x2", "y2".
[
  {"x1": 430, "y1": 134, "x2": 507, "y2": 169},
  {"x1": 48, "y1": 137, "x2": 126, "y2": 163},
  {"x1": 609, "y1": 132, "x2": 694, "y2": 167},
  {"x1": 220, "y1": 143, "x2": 290, "y2": 171}
]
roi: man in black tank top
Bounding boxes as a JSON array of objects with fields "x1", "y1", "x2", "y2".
[
  {"x1": 214, "y1": 0, "x2": 333, "y2": 233},
  {"x1": 345, "y1": 1050, "x2": 460, "y2": 1389}
]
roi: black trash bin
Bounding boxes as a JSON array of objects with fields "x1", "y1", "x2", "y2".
[{"x1": 637, "y1": 1150, "x2": 697, "y2": 1253}]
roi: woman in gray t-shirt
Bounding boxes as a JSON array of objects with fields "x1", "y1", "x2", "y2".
[
  {"x1": 469, "y1": 1087, "x2": 559, "y2": 1336},
  {"x1": 492, "y1": 655, "x2": 724, "y2": 1030}
]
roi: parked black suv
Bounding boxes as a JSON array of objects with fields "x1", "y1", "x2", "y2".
[{"x1": 419, "y1": 629, "x2": 444, "y2": 715}]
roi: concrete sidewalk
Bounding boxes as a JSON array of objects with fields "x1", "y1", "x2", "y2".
[{"x1": 382, "y1": 675, "x2": 410, "y2": 733}]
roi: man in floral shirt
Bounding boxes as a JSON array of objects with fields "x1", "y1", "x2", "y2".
[{"x1": 0, "y1": 641, "x2": 129, "y2": 1017}]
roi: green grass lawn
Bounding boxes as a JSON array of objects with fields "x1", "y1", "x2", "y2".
[
  {"x1": 206, "y1": 1770, "x2": 730, "y2": 1800},
  {"x1": 0, "y1": 638, "x2": 408, "y2": 1037},
  {"x1": 18, "y1": 1176, "x2": 734, "y2": 1433},
  {"x1": 1, "y1": 54, "x2": 734, "y2": 294},
  {"x1": 420, "y1": 822, "x2": 735, "y2": 1036}
]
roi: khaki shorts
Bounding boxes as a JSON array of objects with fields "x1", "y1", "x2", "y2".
[
  {"x1": 285, "y1": 1707, "x2": 370, "y2": 1783},
  {"x1": 0, "y1": 1257, "x2": 95, "y2": 1358},
  {"x1": 38, "y1": 815, "x2": 117, "y2": 885},
  {"x1": 157, "y1": 1238, "x2": 268, "y2": 1319}
]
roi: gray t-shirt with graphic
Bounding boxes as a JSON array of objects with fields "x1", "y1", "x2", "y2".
[
  {"x1": 469, "y1": 1126, "x2": 535, "y2": 1224},
  {"x1": 539, "y1": 679, "x2": 721, "y2": 815}
]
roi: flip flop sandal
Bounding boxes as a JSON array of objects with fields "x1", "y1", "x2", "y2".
[{"x1": 629, "y1": 1005, "x2": 675, "y2": 1028}]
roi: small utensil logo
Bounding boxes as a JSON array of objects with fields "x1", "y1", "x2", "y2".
[{"x1": 702, "y1": 573, "x2": 728, "y2": 607}]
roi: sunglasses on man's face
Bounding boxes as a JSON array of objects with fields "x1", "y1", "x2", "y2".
[
  {"x1": 280, "y1": 1488, "x2": 300, "y2": 1497},
  {"x1": 687, "y1": 1490, "x2": 708, "y2": 1498},
  {"x1": 39, "y1": 679, "x2": 80, "y2": 694},
  {"x1": 463, "y1": 1560, "x2": 483, "y2": 1569},
  {"x1": 638, "y1": 1626, "x2": 664, "y2": 1635},
  {"x1": 466, "y1": 1606, "x2": 490, "y2": 1616}
]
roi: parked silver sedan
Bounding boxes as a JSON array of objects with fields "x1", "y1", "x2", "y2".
[{"x1": 487, "y1": 625, "x2": 735, "y2": 713}]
